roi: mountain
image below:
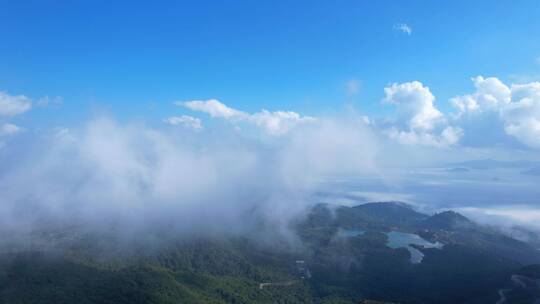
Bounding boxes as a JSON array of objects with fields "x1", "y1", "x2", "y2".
[
  {"x1": 329, "y1": 201, "x2": 428, "y2": 230},
  {"x1": 352, "y1": 202, "x2": 428, "y2": 225},
  {"x1": 420, "y1": 211, "x2": 475, "y2": 230}
]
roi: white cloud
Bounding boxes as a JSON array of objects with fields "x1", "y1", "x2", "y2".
[
  {"x1": 249, "y1": 110, "x2": 314, "y2": 135},
  {"x1": 385, "y1": 126, "x2": 462, "y2": 147},
  {"x1": 0, "y1": 123, "x2": 22, "y2": 136},
  {"x1": 163, "y1": 115, "x2": 203, "y2": 130},
  {"x1": 458, "y1": 206, "x2": 540, "y2": 231},
  {"x1": 451, "y1": 76, "x2": 540, "y2": 148},
  {"x1": 0, "y1": 91, "x2": 32, "y2": 117},
  {"x1": 382, "y1": 81, "x2": 460, "y2": 147},
  {"x1": 393, "y1": 23, "x2": 412, "y2": 35},
  {"x1": 501, "y1": 83, "x2": 540, "y2": 148},
  {"x1": 180, "y1": 99, "x2": 314, "y2": 135},
  {"x1": 0, "y1": 116, "x2": 378, "y2": 241},
  {"x1": 451, "y1": 76, "x2": 510, "y2": 116},
  {"x1": 451, "y1": 94, "x2": 479, "y2": 114},
  {"x1": 511, "y1": 82, "x2": 540, "y2": 100},
  {"x1": 383, "y1": 81, "x2": 443, "y2": 130},
  {"x1": 180, "y1": 99, "x2": 246, "y2": 119}
]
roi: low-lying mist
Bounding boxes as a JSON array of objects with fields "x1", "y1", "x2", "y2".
[
  {"x1": 0, "y1": 116, "x2": 378, "y2": 250},
  {"x1": 2, "y1": 108, "x2": 540, "y2": 256}
]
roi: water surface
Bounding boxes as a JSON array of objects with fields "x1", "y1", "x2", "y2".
[{"x1": 386, "y1": 231, "x2": 443, "y2": 263}]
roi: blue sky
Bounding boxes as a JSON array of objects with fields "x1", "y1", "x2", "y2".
[
  {"x1": 3, "y1": 1, "x2": 540, "y2": 234},
  {"x1": 2, "y1": 0, "x2": 540, "y2": 127}
]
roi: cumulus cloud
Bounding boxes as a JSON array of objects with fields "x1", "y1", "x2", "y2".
[
  {"x1": 451, "y1": 76, "x2": 540, "y2": 148},
  {"x1": 382, "y1": 81, "x2": 462, "y2": 147},
  {"x1": 501, "y1": 87, "x2": 540, "y2": 148},
  {"x1": 0, "y1": 91, "x2": 32, "y2": 117},
  {"x1": 451, "y1": 76, "x2": 510, "y2": 115},
  {"x1": 383, "y1": 81, "x2": 443, "y2": 130},
  {"x1": 163, "y1": 115, "x2": 203, "y2": 130},
  {"x1": 179, "y1": 99, "x2": 315, "y2": 135},
  {"x1": 393, "y1": 23, "x2": 412, "y2": 35}
]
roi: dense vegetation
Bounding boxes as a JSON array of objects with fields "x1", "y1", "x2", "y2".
[{"x1": 1, "y1": 202, "x2": 538, "y2": 303}]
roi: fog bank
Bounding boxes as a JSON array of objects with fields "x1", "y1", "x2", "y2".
[{"x1": 0, "y1": 115, "x2": 378, "y2": 246}]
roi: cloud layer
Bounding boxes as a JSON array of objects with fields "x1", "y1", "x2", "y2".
[
  {"x1": 2, "y1": 75, "x2": 540, "y2": 244},
  {"x1": 0, "y1": 115, "x2": 377, "y2": 243}
]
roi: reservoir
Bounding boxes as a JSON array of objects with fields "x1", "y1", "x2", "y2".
[
  {"x1": 386, "y1": 231, "x2": 443, "y2": 263},
  {"x1": 341, "y1": 229, "x2": 443, "y2": 263}
]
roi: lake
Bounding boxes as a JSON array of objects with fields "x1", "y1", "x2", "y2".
[
  {"x1": 386, "y1": 231, "x2": 443, "y2": 263},
  {"x1": 341, "y1": 229, "x2": 443, "y2": 263}
]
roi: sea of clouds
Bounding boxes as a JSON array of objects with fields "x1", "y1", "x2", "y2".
[{"x1": 1, "y1": 76, "x2": 540, "y2": 245}]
